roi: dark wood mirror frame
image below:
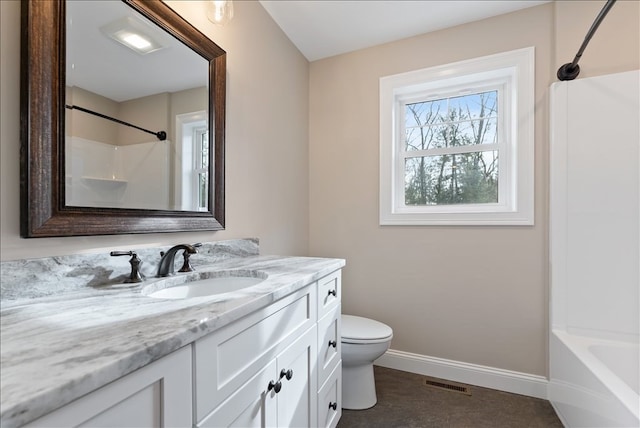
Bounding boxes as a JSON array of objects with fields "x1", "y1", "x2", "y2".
[{"x1": 20, "y1": 0, "x2": 226, "y2": 237}]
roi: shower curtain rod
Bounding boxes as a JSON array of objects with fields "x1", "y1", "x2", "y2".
[
  {"x1": 557, "y1": 0, "x2": 617, "y2": 81},
  {"x1": 65, "y1": 104, "x2": 167, "y2": 141}
]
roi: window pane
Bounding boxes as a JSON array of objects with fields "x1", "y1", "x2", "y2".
[
  {"x1": 405, "y1": 91, "x2": 498, "y2": 151},
  {"x1": 198, "y1": 172, "x2": 208, "y2": 209},
  {"x1": 405, "y1": 151, "x2": 499, "y2": 205},
  {"x1": 405, "y1": 124, "x2": 448, "y2": 151},
  {"x1": 405, "y1": 99, "x2": 447, "y2": 128},
  {"x1": 456, "y1": 117, "x2": 497, "y2": 146},
  {"x1": 448, "y1": 91, "x2": 497, "y2": 120},
  {"x1": 201, "y1": 131, "x2": 209, "y2": 169}
]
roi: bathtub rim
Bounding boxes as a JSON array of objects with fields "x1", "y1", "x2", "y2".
[{"x1": 551, "y1": 329, "x2": 640, "y2": 423}]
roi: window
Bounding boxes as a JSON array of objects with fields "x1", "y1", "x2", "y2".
[
  {"x1": 380, "y1": 47, "x2": 534, "y2": 225},
  {"x1": 193, "y1": 127, "x2": 209, "y2": 211},
  {"x1": 175, "y1": 111, "x2": 208, "y2": 211}
]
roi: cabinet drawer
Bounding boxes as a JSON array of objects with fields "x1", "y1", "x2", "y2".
[
  {"x1": 317, "y1": 270, "x2": 341, "y2": 318},
  {"x1": 195, "y1": 285, "x2": 316, "y2": 421},
  {"x1": 317, "y1": 303, "x2": 341, "y2": 388},
  {"x1": 318, "y1": 362, "x2": 342, "y2": 428}
]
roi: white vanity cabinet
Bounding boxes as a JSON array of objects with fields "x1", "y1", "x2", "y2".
[
  {"x1": 16, "y1": 269, "x2": 342, "y2": 428},
  {"x1": 24, "y1": 346, "x2": 192, "y2": 428},
  {"x1": 316, "y1": 271, "x2": 342, "y2": 428},
  {"x1": 199, "y1": 326, "x2": 318, "y2": 428},
  {"x1": 194, "y1": 285, "x2": 317, "y2": 422},
  {"x1": 195, "y1": 284, "x2": 318, "y2": 427},
  {"x1": 196, "y1": 270, "x2": 343, "y2": 428}
]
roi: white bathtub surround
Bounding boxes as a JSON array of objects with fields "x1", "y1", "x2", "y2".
[
  {"x1": 549, "y1": 70, "x2": 640, "y2": 427},
  {"x1": 65, "y1": 137, "x2": 171, "y2": 210},
  {"x1": 0, "y1": 239, "x2": 344, "y2": 427}
]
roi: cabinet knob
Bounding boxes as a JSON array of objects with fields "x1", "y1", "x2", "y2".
[
  {"x1": 267, "y1": 380, "x2": 282, "y2": 393},
  {"x1": 280, "y1": 368, "x2": 293, "y2": 381},
  {"x1": 329, "y1": 402, "x2": 338, "y2": 411},
  {"x1": 328, "y1": 340, "x2": 337, "y2": 348},
  {"x1": 327, "y1": 289, "x2": 337, "y2": 297}
]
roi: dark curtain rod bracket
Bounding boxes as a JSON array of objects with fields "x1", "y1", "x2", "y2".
[
  {"x1": 65, "y1": 104, "x2": 167, "y2": 141},
  {"x1": 557, "y1": 0, "x2": 617, "y2": 81}
]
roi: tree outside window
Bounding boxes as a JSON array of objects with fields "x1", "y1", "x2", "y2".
[{"x1": 403, "y1": 91, "x2": 499, "y2": 206}]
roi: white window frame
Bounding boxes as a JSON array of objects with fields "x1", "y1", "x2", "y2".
[
  {"x1": 174, "y1": 111, "x2": 208, "y2": 211},
  {"x1": 379, "y1": 47, "x2": 534, "y2": 226}
]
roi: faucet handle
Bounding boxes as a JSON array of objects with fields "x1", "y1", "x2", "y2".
[
  {"x1": 110, "y1": 251, "x2": 144, "y2": 283},
  {"x1": 178, "y1": 243, "x2": 202, "y2": 273}
]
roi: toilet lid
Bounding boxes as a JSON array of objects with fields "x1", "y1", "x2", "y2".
[{"x1": 342, "y1": 315, "x2": 393, "y2": 343}]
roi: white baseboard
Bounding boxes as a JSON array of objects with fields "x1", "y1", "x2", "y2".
[{"x1": 375, "y1": 349, "x2": 548, "y2": 400}]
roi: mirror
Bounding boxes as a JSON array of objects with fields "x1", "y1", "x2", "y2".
[
  {"x1": 65, "y1": 1, "x2": 211, "y2": 212},
  {"x1": 20, "y1": 0, "x2": 226, "y2": 237}
]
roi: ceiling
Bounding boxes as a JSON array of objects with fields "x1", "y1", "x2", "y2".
[
  {"x1": 67, "y1": 1, "x2": 207, "y2": 102},
  {"x1": 65, "y1": 1, "x2": 552, "y2": 101},
  {"x1": 259, "y1": 0, "x2": 551, "y2": 61}
]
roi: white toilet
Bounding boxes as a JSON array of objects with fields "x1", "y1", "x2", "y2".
[{"x1": 341, "y1": 314, "x2": 393, "y2": 410}]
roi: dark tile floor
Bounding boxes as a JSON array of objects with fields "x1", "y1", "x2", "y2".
[{"x1": 337, "y1": 366, "x2": 563, "y2": 428}]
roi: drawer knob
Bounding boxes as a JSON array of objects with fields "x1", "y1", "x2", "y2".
[
  {"x1": 328, "y1": 340, "x2": 337, "y2": 348},
  {"x1": 280, "y1": 368, "x2": 293, "y2": 381},
  {"x1": 329, "y1": 402, "x2": 338, "y2": 411},
  {"x1": 327, "y1": 289, "x2": 337, "y2": 297},
  {"x1": 268, "y1": 380, "x2": 282, "y2": 393}
]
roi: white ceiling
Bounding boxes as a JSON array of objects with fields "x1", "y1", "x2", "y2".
[
  {"x1": 66, "y1": 1, "x2": 552, "y2": 101},
  {"x1": 259, "y1": 0, "x2": 551, "y2": 61},
  {"x1": 67, "y1": 1, "x2": 207, "y2": 102}
]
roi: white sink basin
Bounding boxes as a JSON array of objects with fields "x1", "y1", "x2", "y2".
[{"x1": 142, "y1": 270, "x2": 267, "y2": 299}]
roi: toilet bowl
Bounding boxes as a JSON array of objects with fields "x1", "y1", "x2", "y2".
[{"x1": 341, "y1": 315, "x2": 393, "y2": 410}]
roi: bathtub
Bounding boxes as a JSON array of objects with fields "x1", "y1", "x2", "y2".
[{"x1": 549, "y1": 330, "x2": 640, "y2": 427}]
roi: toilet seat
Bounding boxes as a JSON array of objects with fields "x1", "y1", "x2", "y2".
[{"x1": 342, "y1": 315, "x2": 393, "y2": 344}]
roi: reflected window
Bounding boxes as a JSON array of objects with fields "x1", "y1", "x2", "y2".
[
  {"x1": 194, "y1": 127, "x2": 209, "y2": 211},
  {"x1": 176, "y1": 111, "x2": 208, "y2": 211}
]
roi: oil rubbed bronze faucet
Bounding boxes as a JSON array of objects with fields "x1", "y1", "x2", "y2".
[{"x1": 157, "y1": 244, "x2": 198, "y2": 277}]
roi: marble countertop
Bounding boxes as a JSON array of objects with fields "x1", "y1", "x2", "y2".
[{"x1": 0, "y1": 255, "x2": 345, "y2": 428}]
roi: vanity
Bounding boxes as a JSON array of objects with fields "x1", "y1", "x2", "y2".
[
  {"x1": 0, "y1": 240, "x2": 344, "y2": 428},
  {"x1": 9, "y1": 2, "x2": 344, "y2": 426}
]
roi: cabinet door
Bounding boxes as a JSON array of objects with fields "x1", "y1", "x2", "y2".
[
  {"x1": 198, "y1": 360, "x2": 277, "y2": 428},
  {"x1": 25, "y1": 346, "x2": 192, "y2": 428},
  {"x1": 200, "y1": 327, "x2": 318, "y2": 428},
  {"x1": 275, "y1": 326, "x2": 318, "y2": 428},
  {"x1": 195, "y1": 286, "x2": 316, "y2": 421}
]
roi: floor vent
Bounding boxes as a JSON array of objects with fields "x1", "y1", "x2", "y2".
[{"x1": 423, "y1": 377, "x2": 472, "y2": 396}]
